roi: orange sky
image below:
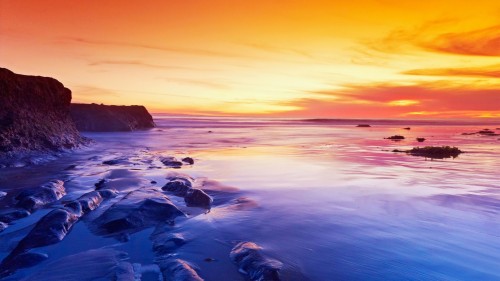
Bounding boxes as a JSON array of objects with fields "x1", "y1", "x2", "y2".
[{"x1": 1, "y1": 0, "x2": 499, "y2": 119}]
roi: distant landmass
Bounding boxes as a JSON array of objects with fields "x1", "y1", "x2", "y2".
[{"x1": 70, "y1": 103, "x2": 155, "y2": 132}]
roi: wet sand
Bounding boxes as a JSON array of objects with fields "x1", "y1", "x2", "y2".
[{"x1": 0, "y1": 117, "x2": 499, "y2": 280}]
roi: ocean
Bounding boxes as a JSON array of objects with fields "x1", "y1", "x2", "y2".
[{"x1": 0, "y1": 116, "x2": 499, "y2": 280}]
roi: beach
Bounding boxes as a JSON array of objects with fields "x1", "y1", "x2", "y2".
[{"x1": 0, "y1": 116, "x2": 499, "y2": 280}]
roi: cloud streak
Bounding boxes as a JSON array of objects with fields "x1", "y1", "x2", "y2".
[
  {"x1": 402, "y1": 64, "x2": 500, "y2": 78},
  {"x1": 56, "y1": 37, "x2": 255, "y2": 59},
  {"x1": 270, "y1": 82, "x2": 500, "y2": 118}
]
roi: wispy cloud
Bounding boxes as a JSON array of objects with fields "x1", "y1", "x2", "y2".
[
  {"x1": 361, "y1": 20, "x2": 500, "y2": 57},
  {"x1": 270, "y1": 82, "x2": 500, "y2": 118},
  {"x1": 56, "y1": 37, "x2": 253, "y2": 59},
  {"x1": 402, "y1": 64, "x2": 500, "y2": 78},
  {"x1": 160, "y1": 77, "x2": 229, "y2": 90},
  {"x1": 421, "y1": 25, "x2": 500, "y2": 56},
  {"x1": 88, "y1": 60, "x2": 207, "y2": 71}
]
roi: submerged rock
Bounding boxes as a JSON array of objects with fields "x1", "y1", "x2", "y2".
[
  {"x1": 18, "y1": 249, "x2": 133, "y2": 281},
  {"x1": 0, "y1": 221, "x2": 7, "y2": 232},
  {"x1": 0, "y1": 209, "x2": 31, "y2": 223},
  {"x1": 157, "y1": 258, "x2": 204, "y2": 281},
  {"x1": 356, "y1": 124, "x2": 371, "y2": 127},
  {"x1": 393, "y1": 146, "x2": 463, "y2": 159},
  {"x1": 152, "y1": 233, "x2": 186, "y2": 255},
  {"x1": 92, "y1": 188, "x2": 185, "y2": 236},
  {"x1": 230, "y1": 242, "x2": 282, "y2": 281},
  {"x1": 385, "y1": 135, "x2": 405, "y2": 140},
  {"x1": 70, "y1": 103, "x2": 155, "y2": 132},
  {"x1": 182, "y1": 157, "x2": 195, "y2": 165},
  {"x1": 403, "y1": 127, "x2": 411, "y2": 130},
  {"x1": 416, "y1": 138, "x2": 426, "y2": 142},
  {"x1": 15, "y1": 180, "x2": 66, "y2": 211},
  {"x1": 161, "y1": 157, "x2": 183, "y2": 168}
]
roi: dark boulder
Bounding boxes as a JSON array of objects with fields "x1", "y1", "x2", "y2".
[
  {"x1": 416, "y1": 138, "x2": 426, "y2": 142},
  {"x1": 157, "y1": 258, "x2": 204, "y2": 281},
  {"x1": 0, "y1": 209, "x2": 31, "y2": 223},
  {"x1": 185, "y1": 189, "x2": 213, "y2": 209},
  {"x1": 70, "y1": 103, "x2": 155, "y2": 132},
  {"x1": 182, "y1": 157, "x2": 194, "y2": 165},
  {"x1": 356, "y1": 124, "x2": 371, "y2": 127},
  {"x1": 15, "y1": 180, "x2": 66, "y2": 211},
  {"x1": 161, "y1": 157, "x2": 183, "y2": 168},
  {"x1": 385, "y1": 135, "x2": 405, "y2": 140},
  {"x1": 92, "y1": 188, "x2": 185, "y2": 236},
  {"x1": 162, "y1": 178, "x2": 193, "y2": 196},
  {"x1": 230, "y1": 242, "x2": 282, "y2": 281},
  {"x1": 77, "y1": 191, "x2": 103, "y2": 214},
  {"x1": 13, "y1": 206, "x2": 80, "y2": 253}
]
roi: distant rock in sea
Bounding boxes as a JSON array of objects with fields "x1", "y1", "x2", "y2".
[
  {"x1": 0, "y1": 68, "x2": 86, "y2": 165},
  {"x1": 70, "y1": 103, "x2": 155, "y2": 132}
]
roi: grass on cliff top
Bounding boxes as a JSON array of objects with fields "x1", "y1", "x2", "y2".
[{"x1": 393, "y1": 146, "x2": 463, "y2": 159}]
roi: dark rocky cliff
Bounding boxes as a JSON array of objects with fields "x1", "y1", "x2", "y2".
[
  {"x1": 0, "y1": 68, "x2": 85, "y2": 160},
  {"x1": 70, "y1": 103, "x2": 155, "y2": 132}
]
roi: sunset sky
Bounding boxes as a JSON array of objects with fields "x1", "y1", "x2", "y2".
[{"x1": 1, "y1": 0, "x2": 499, "y2": 118}]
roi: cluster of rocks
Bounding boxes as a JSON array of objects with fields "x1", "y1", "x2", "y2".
[
  {"x1": 462, "y1": 129, "x2": 500, "y2": 136},
  {"x1": 0, "y1": 164, "x2": 277, "y2": 280},
  {"x1": 393, "y1": 146, "x2": 463, "y2": 159}
]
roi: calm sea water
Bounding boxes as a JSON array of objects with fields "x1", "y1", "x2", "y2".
[{"x1": 1, "y1": 116, "x2": 499, "y2": 280}]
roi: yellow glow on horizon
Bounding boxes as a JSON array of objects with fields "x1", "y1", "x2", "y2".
[{"x1": 388, "y1": 100, "x2": 421, "y2": 106}]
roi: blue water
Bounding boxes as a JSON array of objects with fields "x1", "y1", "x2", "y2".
[{"x1": 1, "y1": 116, "x2": 499, "y2": 280}]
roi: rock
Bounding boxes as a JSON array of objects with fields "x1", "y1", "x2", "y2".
[
  {"x1": 14, "y1": 249, "x2": 134, "y2": 281},
  {"x1": 230, "y1": 242, "x2": 282, "y2": 281},
  {"x1": 163, "y1": 176, "x2": 213, "y2": 209},
  {"x1": 162, "y1": 178, "x2": 193, "y2": 196},
  {"x1": 92, "y1": 188, "x2": 185, "y2": 236},
  {"x1": 152, "y1": 233, "x2": 186, "y2": 254},
  {"x1": 0, "y1": 68, "x2": 86, "y2": 164},
  {"x1": 403, "y1": 127, "x2": 411, "y2": 130},
  {"x1": 0, "y1": 209, "x2": 31, "y2": 223},
  {"x1": 416, "y1": 138, "x2": 426, "y2": 142},
  {"x1": 151, "y1": 180, "x2": 157, "y2": 184},
  {"x1": 185, "y1": 189, "x2": 213, "y2": 209},
  {"x1": 385, "y1": 135, "x2": 405, "y2": 140},
  {"x1": 70, "y1": 103, "x2": 155, "y2": 132},
  {"x1": 64, "y1": 164, "x2": 77, "y2": 170},
  {"x1": 161, "y1": 157, "x2": 183, "y2": 168},
  {"x1": 103, "y1": 159, "x2": 121, "y2": 165},
  {"x1": 15, "y1": 180, "x2": 66, "y2": 211},
  {"x1": 0, "y1": 191, "x2": 7, "y2": 198},
  {"x1": 393, "y1": 146, "x2": 463, "y2": 159},
  {"x1": 182, "y1": 157, "x2": 194, "y2": 165},
  {"x1": 0, "y1": 221, "x2": 7, "y2": 232},
  {"x1": 12, "y1": 206, "x2": 80, "y2": 253},
  {"x1": 94, "y1": 178, "x2": 107, "y2": 189},
  {"x1": 356, "y1": 124, "x2": 371, "y2": 127},
  {"x1": 407, "y1": 146, "x2": 463, "y2": 159},
  {"x1": 77, "y1": 191, "x2": 104, "y2": 214},
  {"x1": 98, "y1": 189, "x2": 119, "y2": 199},
  {"x1": 157, "y1": 258, "x2": 204, "y2": 281}
]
